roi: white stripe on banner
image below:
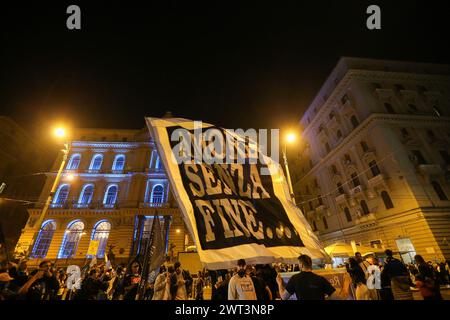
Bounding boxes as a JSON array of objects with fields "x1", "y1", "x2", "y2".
[{"x1": 146, "y1": 117, "x2": 328, "y2": 270}]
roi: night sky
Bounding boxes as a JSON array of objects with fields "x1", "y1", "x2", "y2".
[{"x1": 1, "y1": 1, "x2": 449, "y2": 138}]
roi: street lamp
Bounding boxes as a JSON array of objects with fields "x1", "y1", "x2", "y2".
[
  {"x1": 27, "y1": 126, "x2": 71, "y2": 258},
  {"x1": 282, "y1": 131, "x2": 297, "y2": 204}
]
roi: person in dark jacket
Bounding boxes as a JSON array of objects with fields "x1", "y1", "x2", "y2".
[
  {"x1": 21, "y1": 260, "x2": 60, "y2": 300},
  {"x1": 74, "y1": 269, "x2": 108, "y2": 300},
  {"x1": 414, "y1": 255, "x2": 442, "y2": 300},
  {"x1": 380, "y1": 250, "x2": 412, "y2": 300}
]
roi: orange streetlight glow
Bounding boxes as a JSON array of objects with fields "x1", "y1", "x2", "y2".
[
  {"x1": 286, "y1": 132, "x2": 296, "y2": 143},
  {"x1": 54, "y1": 127, "x2": 66, "y2": 138}
]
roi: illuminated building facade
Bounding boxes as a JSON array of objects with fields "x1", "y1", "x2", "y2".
[
  {"x1": 15, "y1": 128, "x2": 192, "y2": 266},
  {"x1": 292, "y1": 57, "x2": 450, "y2": 263}
]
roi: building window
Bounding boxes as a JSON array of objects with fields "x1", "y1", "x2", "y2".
[
  {"x1": 58, "y1": 220, "x2": 85, "y2": 259},
  {"x1": 337, "y1": 130, "x2": 342, "y2": 139},
  {"x1": 122, "y1": 137, "x2": 128, "y2": 142},
  {"x1": 432, "y1": 106, "x2": 443, "y2": 117},
  {"x1": 350, "y1": 115, "x2": 359, "y2": 129},
  {"x1": 408, "y1": 104, "x2": 418, "y2": 113},
  {"x1": 401, "y1": 128, "x2": 409, "y2": 138},
  {"x1": 360, "y1": 200, "x2": 370, "y2": 216},
  {"x1": 411, "y1": 150, "x2": 427, "y2": 165},
  {"x1": 344, "y1": 154, "x2": 352, "y2": 164},
  {"x1": 89, "y1": 154, "x2": 103, "y2": 170},
  {"x1": 331, "y1": 165, "x2": 338, "y2": 175},
  {"x1": 384, "y1": 102, "x2": 395, "y2": 114},
  {"x1": 103, "y1": 185, "x2": 118, "y2": 208},
  {"x1": 337, "y1": 183, "x2": 345, "y2": 195},
  {"x1": 322, "y1": 217, "x2": 328, "y2": 229},
  {"x1": 31, "y1": 220, "x2": 56, "y2": 258},
  {"x1": 53, "y1": 184, "x2": 70, "y2": 206},
  {"x1": 431, "y1": 181, "x2": 448, "y2": 201},
  {"x1": 324, "y1": 142, "x2": 331, "y2": 154},
  {"x1": 394, "y1": 84, "x2": 405, "y2": 91},
  {"x1": 312, "y1": 220, "x2": 317, "y2": 232},
  {"x1": 361, "y1": 141, "x2": 369, "y2": 152},
  {"x1": 151, "y1": 185, "x2": 165, "y2": 203},
  {"x1": 439, "y1": 150, "x2": 450, "y2": 165},
  {"x1": 309, "y1": 201, "x2": 313, "y2": 211},
  {"x1": 78, "y1": 184, "x2": 94, "y2": 207},
  {"x1": 67, "y1": 154, "x2": 81, "y2": 170},
  {"x1": 426, "y1": 130, "x2": 436, "y2": 141},
  {"x1": 112, "y1": 154, "x2": 125, "y2": 171},
  {"x1": 381, "y1": 191, "x2": 394, "y2": 209},
  {"x1": 351, "y1": 173, "x2": 360, "y2": 188},
  {"x1": 344, "y1": 207, "x2": 352, "y2": 222},
  {"x1": 89, "y1": 220, "x2": 111, "y2": 258},
  {"x1": 369, "y1": 160, "x2": 381, "y2": 177},
  {"x1": 318, "y1": 195, "x2": 323, "y2": 206},
  {"x1": 341, "y1": 94, "x2": 349, "y2": 105}
]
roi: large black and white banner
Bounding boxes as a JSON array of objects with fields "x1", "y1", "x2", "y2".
[{"x1": 146, "y1": 117, "x2": 327, "y2": 269}]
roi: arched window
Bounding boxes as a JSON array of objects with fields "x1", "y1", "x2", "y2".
[
  {"x1": 78, "y1": 184, "x2": 94, "y2": 207},
  {"x1": 103, "y1": 185, "x2": 118, "y2": 208},
  {"x1": 67, "y1": 154, "x2": 81, "y2": 170},
  {"x1": 58, "y1": 220, "x2": 85, "y2": 259},
  {"x1": 312, "y1": 220, "x2": 318, "y2": 232},
  {"x1": 350, "y1": 115, "x2": 359, "y2": 129},
  {"x1": 89, "y1": 154, "x2": 103, "y2": 170},
  {"x1": 53, "y1": 184, "x2": 70, "y2": 206},
  {"x1": 151, "y1": 185, "x2": 164, "y2": 203},
  {"x1": 112, "y1": 155, "x2": 125, "y2": 171},
  {"x1": 155, "y1": 155, "x2": 161, "y2": 170},
  {"x1": 381, "y1": 191, "x2": 394, "y2": 209},
  {"x1": 344, "y1": 207, "x2": 352, "y2": 222},
  {"x1": 431, "y1": 181, "x2": 448, "y2": 201},
  {"x1": 360, "y1": 200, "x2": 370, "y2": 216},
  {"x1": 89, "y1": 220, "x2": 111, "y2": 258},
  {"x1": 31, "y1": 220, "x2": 56, "y2": 258}
]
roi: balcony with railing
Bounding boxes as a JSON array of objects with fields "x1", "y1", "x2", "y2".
[{"x1": 46, "y1": 200, "x2": 169, "y2": 210}]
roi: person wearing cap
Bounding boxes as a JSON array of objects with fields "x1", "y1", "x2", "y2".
[
  {"x1": 0, "y1": 271, "x2": 14, "y2": 300},
  {"x1": 228, "y1": 259, "x2": 257, "y2": 300}
]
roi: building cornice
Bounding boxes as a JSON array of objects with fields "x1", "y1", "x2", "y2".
[
  {"x1": 295, "y1": 113, "x2": 450, "y2": 186},
  {"x1": 71, "y1": 141, "x2": 153, "y2": 149},
  {"x1": 302, "y1": 69, "x2": 450, "y2": 134}
]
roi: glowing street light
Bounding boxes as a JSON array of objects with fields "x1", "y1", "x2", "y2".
[
  {"x1": 286, "y1": 132, "x2": 296, "y2": 144},
  {"x1": 54, "y1": 127, "x2": 67, "y2": 138},
  {"x1": 282, "y1": 130, "x2": 298, "y2": 204}
]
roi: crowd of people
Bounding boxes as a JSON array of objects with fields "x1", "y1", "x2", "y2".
[
  {"x1": 344, "y1": 250, "x2": 449, "y2": 300},
  {"x1": 1, "y1": 250, "x2": 449, "y2": 301}
]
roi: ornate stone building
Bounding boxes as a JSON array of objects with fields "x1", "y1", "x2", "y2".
[
  {"x1": 291, "y1": 57, "x2": 450, "y2": 263},
  {"x1": 15, "y1": 127, "x2": 192, "y2": 266}
]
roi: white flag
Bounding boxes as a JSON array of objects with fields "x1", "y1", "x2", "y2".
[{"x1": 146, "y1": 117, "x2": 328, "y2": 269}]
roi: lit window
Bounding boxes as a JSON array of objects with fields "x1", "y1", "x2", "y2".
[
  {"x1": 88, "y1": 220, "x2": 111, "y2": 258},
  {"x1": 103, "y1": 185, "x2": 118, "y2": 208},
  {"x1": 78, "y1": 184, "x2": 94, "y2": 206},
  {"x1": 151, "y1": 185, "x2": 164, "y2": 203},
  {"x1": 58, "y1": 220, "x2": 84, "y2": 259},
  {"x1": 67, "y1": 154, "x2": 81, "y2": 170},
  {"x1": 112, "y1": 155, "x2": 125, "y2": 171},
  {"x1": 31, "y1": 220, "x2": 56, "y2": 258},
  {"x1": 53, "y1": 184, "x2": 70, "y2": 206},
  {"x1": 89, "y1": 154, "x2": 103, "y2": 170}
]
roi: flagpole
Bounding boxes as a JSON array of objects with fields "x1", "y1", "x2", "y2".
[{"x1": 136, "y1": 214, "x2": 158, "y2": 300}]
